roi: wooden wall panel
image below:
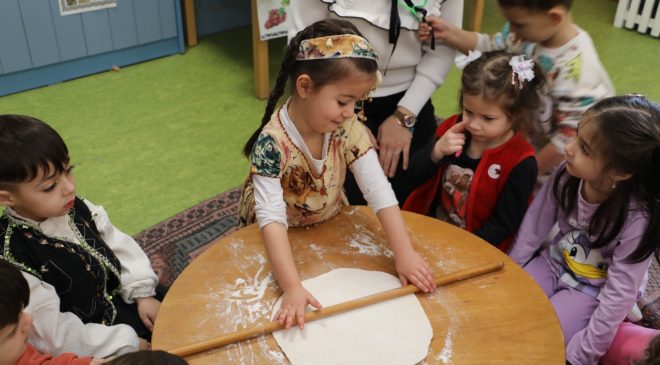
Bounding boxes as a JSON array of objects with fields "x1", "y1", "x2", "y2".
[
  {"x1": 81, "y1": 11, "x2": 114, "y2": 55},
  {"x1": 0, "y1": 0, "x2": 32, "y2": 74},
  {"x1": 19, "y1": 0, "x2": 60, "y2": 68},
  {"x1": 159, "y1": 0, "x2": 178, "y2": 39},
  {"x1": 108, "y1": 2, "x2": 139, "y2": 50},
  {"x1": 49, "y1": 10, "x2": 87, "y2": 62},
  {"x1": 134, "y1": 0, "x2": 162, "y2": 44}
]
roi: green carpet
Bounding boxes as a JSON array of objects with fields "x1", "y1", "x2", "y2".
[{"x1": 0, "y1": 0, "x2": 658, "y2": 234}]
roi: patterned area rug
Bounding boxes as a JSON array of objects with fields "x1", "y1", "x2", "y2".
[
  {"x1": 133, "y1": 187, "x2": 242, "y2": 287},
  {"x1": 640, "y1": 256, "x2": 660, "y2": 329}
]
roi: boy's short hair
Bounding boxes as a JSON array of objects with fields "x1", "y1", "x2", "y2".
[
  {"x1": 104, "y1": 350, "x2": 188, "y2": 365},
  {"x1": 0, "y1": 259, "x2": 29, "y2": 328},
  {"x1": 497, "y1": 0, "x2": 573, "y2": 10},
  {"x1": 0, "y1": 115, "x2": 69, "y2": 190}
]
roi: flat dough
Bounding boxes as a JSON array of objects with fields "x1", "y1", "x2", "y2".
[{"x1": 271, "y1": 268, "x2": 433, "y2": 365}]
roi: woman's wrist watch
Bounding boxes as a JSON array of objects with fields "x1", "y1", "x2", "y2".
[{"x1": 393, "y1": 109, "x2": 417, "y2": 129}]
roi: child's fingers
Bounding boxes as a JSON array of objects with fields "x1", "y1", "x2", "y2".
[
  {"x1": 275, "y1": 308, "x2": 287, "y2": 324},
  {"x1": 410, "y1": 272, "x2": 433, "y2": 293},
  {"x1": 308, "y1": 295, "x2": 323, "y2": 310},
  {"x1": 297, "y1": 311, "x2": 305, "y2": 329},
  {"x1": 285, "y1": 311, "x2": 296, "y2": 329},
  {"x1": 398, "y1": 274, "x2": 409, "y2": 287},
  {"x1": 139, "y1": 312, "x2": 154, "y2": 331},
  {"x1": 449, "y1": 120, "x2": 467, "y2": 132}
]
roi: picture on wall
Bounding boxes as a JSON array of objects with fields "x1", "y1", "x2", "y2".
[
  {"x1": 59, "y1": 0, "x2": 117, "y2": 16},
  {"x1": 256, "y1": 0, "x2": 290, "y2": 41}
]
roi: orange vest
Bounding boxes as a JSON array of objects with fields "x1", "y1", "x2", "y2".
[{"x1": 403, "y1": 114, "x2": 535, "y2": 252}]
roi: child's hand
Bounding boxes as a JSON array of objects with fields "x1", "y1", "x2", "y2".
[
  {"x1": 136, "y1": 296, "x2": 161, "y2": 331},
  {"x1": 433, "y1": 121, "x2": 466, "y2": 161},
  {"x1": 418, "y1": 16, "x2": 455, "y2": 44},
  {"x1": 138, "y1": 338, "x2": 151, "y2": 350},
  {"x1": 394, "y1": 249, "x2": 436, "y2": 293},
  {"x1": 274, "y1": 285, "x2": 322, "y2": 330}
]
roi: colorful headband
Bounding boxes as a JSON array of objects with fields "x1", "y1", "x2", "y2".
[
  {"x1": 455, "y1": 50, "x2": 482, "y2": 70},
  {"x1": 296, "y1": 34, "x2": 379, "y2": 61},
  {"x1": 509, "y1": 55, "x2": 535, "y2": 89}
]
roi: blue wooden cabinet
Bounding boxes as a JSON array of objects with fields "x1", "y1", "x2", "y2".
[
  {"x1": 0, "y1": 0, "x2": 184, "y2": 96},
  {"x1": 195, "y1": 0, "x2": 250, "y2": 37}
]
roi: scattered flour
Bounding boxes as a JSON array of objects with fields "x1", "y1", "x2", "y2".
[
  {"x1": 193, "y1": 238, "x2": 288, "y2": 364},
  {"x1": 346, "y1": 225, "x2": 394, "y2": 257}
]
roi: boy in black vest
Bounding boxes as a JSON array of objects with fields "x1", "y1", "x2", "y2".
[{"x1": 0, "y1": 115, "x2": 159, "y2": 357}]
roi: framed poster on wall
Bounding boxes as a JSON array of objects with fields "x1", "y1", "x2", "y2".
[
  {"x1": 255, "y1": 0, "x2": 290, "y2": 40},
  {"x1": 59, "y1": 0, "x2": 117, "y2": 16}
]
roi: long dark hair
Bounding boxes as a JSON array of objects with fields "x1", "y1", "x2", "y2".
[
  {"x1": 242, "y1": 19, "x2": 378, "y2": 157},
  {"x1": 460, "y1": 51, "x2": 546, "y2": 133},
  {"x1": 552, "y1": 95, "x2": 660, "y2": 263}
]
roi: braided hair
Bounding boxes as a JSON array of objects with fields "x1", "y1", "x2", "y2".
[{"x1": 242, "y1": 19, "x2": 378, "y2": 157}]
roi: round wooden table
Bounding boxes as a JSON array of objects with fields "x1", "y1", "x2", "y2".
[{"x1": 152, "y1": 206, "x2": 565, "y2": 364}]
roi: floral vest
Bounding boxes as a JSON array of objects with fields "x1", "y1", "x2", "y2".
[
  {"x1": 1, "y1": 197, "x2": 122, "y2": 325},
  {"x1": 403, "y1": 114, "x2": 535, "y2": 252},
  {"x1": 238, "y1": 108, "x2": 373, "y2": 227}
]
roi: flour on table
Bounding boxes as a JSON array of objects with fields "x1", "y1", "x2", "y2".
[
  {"x1": 346, "y1": 226, "x2": 394, "y2": 257},
  {"x1": 271, "y1": 268, "x2": 433, "y2": 365}
]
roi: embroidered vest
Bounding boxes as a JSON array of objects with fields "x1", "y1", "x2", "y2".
[
  {"x1": 238, "y1": 109, "x2": 373, "y2": 227},
  {"x1": 403, "y1": 114, "x2": 535, "y2": 251},
  {"x1": 1, "y1": 197, "x2": 122, "y2": 325}
]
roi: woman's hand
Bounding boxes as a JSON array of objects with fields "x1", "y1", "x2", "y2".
[
  {"x1": 394, "y1": 249, "x2": 436, "y2": 293},
  {"x1": 136, "y1": 296, "x2": 161, "y2": 331},
  {"x1": 432, "y1": 120, "x2": 466, "y2": 161},
  {"x1": 378, "y1": 116, "x2": 413, "y2": 177},
  {"x1": 274, "y1": 285, "x2": 322, "y2": 329}
]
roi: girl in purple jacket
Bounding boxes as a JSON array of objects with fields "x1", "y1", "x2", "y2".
[{"x1": 509, "y1": 95, "x2": 660, "y2": 365}]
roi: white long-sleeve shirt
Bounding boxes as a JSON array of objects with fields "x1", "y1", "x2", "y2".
[{"x1": 253, "y1": 104, "x2": 398, "y2": 228}]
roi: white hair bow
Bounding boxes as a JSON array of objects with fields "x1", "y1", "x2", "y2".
[
  {"x1": 509, "y1": 55, "x2": 535, "y2": 89},
  {"x1": 454, "y1": 50, "x2": 482, "y2": 70}
]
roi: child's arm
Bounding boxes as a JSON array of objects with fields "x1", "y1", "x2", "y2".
[
  {"x1": 23, "y1": 273, "x2": 141, "y2": 357},
  {"x1": 349, "y1": 149, "x2": 435, "y2": 292},
  {"x1": 474, "y1": 157, "x2": 538, "y2": 245},
  {"x1": 376, "y1": 206, "x2": 435, "y2": 292},
  {"x1": 419, "y1": 16, "x2": 477, "y2": 54},
  {"x1": 252, "y1": 174, "x2": 322, "y2": 329},
  {"x1": 508, "y1": 167, "x2": 561, "y2": 265},
  {"x1": 84, "y1": 200, "x2": 158, "y2": 302},
  {"x1": 83, "y1": 200, "x2": 160, "y2": 330},
  {"x1": 262, "y1": 222, "x2": 322, "y2": 330},
  {"x1": 565, "y1": 216, "x2": 652, "y2": 364}
]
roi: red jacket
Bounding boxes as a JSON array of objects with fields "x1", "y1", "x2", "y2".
[
  {"x1": 403, "y1": 114, "x2": 535, "y2": 252},
  {"x1": 15, "y1": 345, "x2": 92, "y2": 365}
]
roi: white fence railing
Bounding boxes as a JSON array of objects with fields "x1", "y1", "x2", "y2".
[{"x1": 614, "y1": 0, "x2": 660, "y2": 38}]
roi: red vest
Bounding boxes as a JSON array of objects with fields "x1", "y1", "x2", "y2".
[{"x1": 403, "y1": 114, "x2": 535, "y2": 252}]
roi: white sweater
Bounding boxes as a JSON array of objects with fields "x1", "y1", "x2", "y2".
[{"x1": 288, "y1": 0, "x2": 463, "y2": 116}]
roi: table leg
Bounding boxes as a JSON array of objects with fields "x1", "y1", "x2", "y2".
[{"x1": 251, "y1": 0, "x2": 270, "y2": 99}]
